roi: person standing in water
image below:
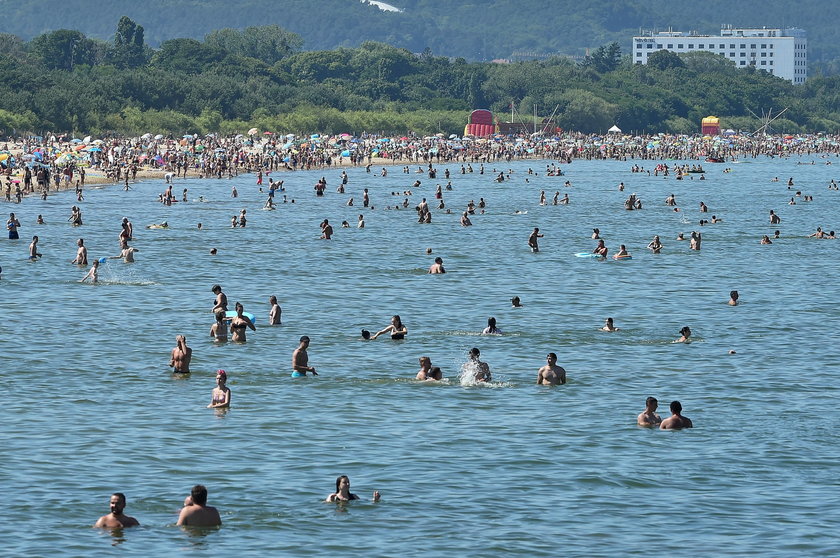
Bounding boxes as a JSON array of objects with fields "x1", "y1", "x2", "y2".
[
  {"x1": 207, "y1": 370, "x2": 231, "y2": 408},
  {"x1": 269, "y1": 295, "x2": 282, "y2": 325},
  {"x1": 7, "y1": 212, "x2": 21, "y2": 239},
  {"x1": 29, "y1": 236, "x2": 42, "y2": 260},
  {"x1": 177, "y1": 485, "x2": 222, "y2": 527},
  {"x1": 528, "y1": 227, "x2": 544, "y2": 252},
  {"x1": 80, "y1": 259, "x2": 99, "y2": 283},
  {"x1": 71, "y1": 238, "x2": 88, "y2": 265},
  {"x1": 536, "y1": 353, "x2": 566, "y2": 385},
  {"x1": 292, "y1": 336, "x2": 318, "y2": 377},
  {"x1": 637, "y1": 397, "x2": 662, "y2": 427},
  {"x1": 93, "y1": 493, "x2": 140, "y2": 529},
  {"x1": 660, "y1": 401, "x2": 693, "y2": 430},
  {"x1": 170, "y1": 334, "x2": 192, "y2": 374}
]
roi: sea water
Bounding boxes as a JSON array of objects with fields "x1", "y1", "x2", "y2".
[{"x1": 2, "y1": 157, "x2": 839, "y2": 556}]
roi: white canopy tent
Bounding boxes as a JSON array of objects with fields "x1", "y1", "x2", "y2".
[{"x1": 607, "y1": 125, "x2": 622, "y2": 133}]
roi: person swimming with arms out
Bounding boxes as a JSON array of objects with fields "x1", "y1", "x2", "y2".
[{"x1": 371, "y1": 315, "x2": 407, "y2": 340}]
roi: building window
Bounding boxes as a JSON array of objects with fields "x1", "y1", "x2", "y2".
[
  {"x1": 770, "y1": 52, "x2": 773, "y2": 57},
  {"x1": 761, "y1": 61, "x2": 766, "y2": 65},
  {"x1": 769, "y1": 61, "x2": 773, "y2": 65},
  {"x1": 740, "y1": 52, "x2": 745, "y2": 57},
  {"x1": 667, "y1": 44, "x2": 673, "y2": 49},
  {"x1": 731, "y1": 44, "x2": 736, "y2": 48},
  {"x1": 688, "y1": 44, "x2": 694, "y2": 48},
  {"x1": 720, "y1": 44, "x2": 725, "y2": 48},
  {"x1": 677, "y1": 44, "x2": 683, "y2": 48},
  {"x1": 751, "y1": 44, "x2": 756, "y2": 49},
  {"x1": 636, "y1": 52, "x2": 642, "y2": 57},
  {"x1": 740, "y1": 61, "x2": 746, "y2": 65},
  {"x1": 647, "y1": 43, "x2": 653, "y2": 49},
  {"x1": 730, "y1": 52, "x2": 736, "y2": 57},
  {"x1": 769, "y1": 69, "x2": 773, "y2": 74},
  {"x1": 698, "y1": 44, "x2": 704, "y2": 48},
  {"x1": 761, "y1": 44, "x2": 766, "y2": 48},
  {"x1": 761, "y1": 52, "x2": 766, "y2": 57}
]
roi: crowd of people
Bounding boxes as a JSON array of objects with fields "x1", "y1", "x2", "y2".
[{"x1": 6, "y1": 128, "x2": 840, "y2": 534}]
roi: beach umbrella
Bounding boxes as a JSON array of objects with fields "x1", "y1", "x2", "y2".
[
  {"x1": 71, "y1": 138, "x2": 82, "y2": 143},
  {"x1": 141, "y1": 133, "x2": 152, "y2": 140},
  {"x1": 82, "y1": 135, "x2": 91, "y2": 143},
  {"x1": 154, "y1": 134, "x2": 164, "y2": 140},
  {"x1": 341, "y1": 150, "x2": 351, "y2": 157},
  {"x1": 87, "y1": 147, "x2": 102, "y2": 152},
  {"x1": 263, "y1": 131, "x2": 273, "y2": 135},
  {"x1": 195, "y1": 145, "x2": 205, "y2": 152},
  {"x1": 449, "y1": 134, "x2": 458, "y2": 139},
  {"x1": 248, "y1": 128, "x2": 259, "y2": 135}
]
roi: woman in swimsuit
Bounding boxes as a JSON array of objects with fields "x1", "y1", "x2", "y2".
[
  {"x1": 210, "y1": 310, "x2": 228, "y2": 342},
  {"x1": 229, "y1": 302, "x2": 256, "y2": 343},
  {"x1": 371, "y1": 315, "x2": 407, "y2": 340},
  {"x1": 482, "y1": 317, "x2": 502, "y2": 335},
  {"x1": 207, "y1": 369, "x2": 231, "y2": 408},
  {"x1": 325, "y1": 475, "x2": 379, "y2": 503},
  {"x1": 674, "y1": 326, "x2": 692, "y2": 343}
]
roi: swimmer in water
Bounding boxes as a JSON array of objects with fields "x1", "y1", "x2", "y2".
[
  {"x1": 428, "y1": 257, "x2": 445, "y2": 274},
  {"x1": 482, "y1": 317, "x2": 502, "y2": 335},
  {"x1": 601, "y1": 317, "x2": 619, "y2": 332},
  {"x1": 325, "y1": 475, "x2": 380, "y2": 503},
  {"x1": 660, "y1": 400, "x2": 693, "y2": 430},
  {"x1": 93, "y1": 493, "x2": 140, "y2": 529},
  {"x1": 593, "y1": 239, "x2": 608, "y2": 257},
  {"x1": 212, "y1": 284, "x2": 228, "y2": 314},
  {"x1": 269, "y1": 295, "x2": 282, "y2": 325},
  {"x1": 170, "y1": 334, "x2": 192, "y2": 374},
  {"x1": 371, "y1": 315, "x2": 407, "y2": 340},
  {"x1": 647, "y1": 235, "x2": 662, "y2": 253},
  {"x1": 760, "y1": 235, "x2": 772, "y2": 244},
  {"x1": 511, "y1": 296, "x2": 522, "y2": 308},
  {"x1": 528, "y1": 227, "x2": 544, "y2": 253},
  {"x1": 674, "y1": 326, "x2": 691, "y2": 343},
  {"x1": 79, "y1": 259, "x2": 99, "y2": 283},
  {"x1": 614, "y1": 244, "x2": 630, "y2": 258},
  {"x1": 29, "y1": 236, "x2": 42, "y2": 260},
  {"x1": 207, "y1": 370, "x2": 231, "y2": 408},
  {"x1": 536, "y1": 353, "x2": 566, "y2": 385},
  {"x1": 210, "y1": 310, "x2": 228, "y2": 342},
  {"x1": 592, "y1": 228, "x2": 600, "y2": 239},
  {"x1": 292, "y1": 335, "x2": 318, "y2": 376},
  {"x1": 71, "y1": 238, "x2": 88, "y2": 265},
  {"x1": 728, "y1": 291, "x2": 739, "y2": 306},
  {"x1": 466, "y1": 347, "x2": 491, "y2": 382},
  {"x1": 229, "y1": 302, "x2": 256, "y2": 343},
  {"x1": 637, "y1": 397, "x2": 662, "y2": 427},
  {"x1": 416, "y1": 356, "x2": 437, "y2": 380}
]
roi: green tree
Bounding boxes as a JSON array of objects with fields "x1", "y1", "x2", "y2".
[
  {"x1": 646, "y1": 50, "x2": 685, "y2": 71},
  {"x1": 110, "y1": 16, "x2": 146, "y2": 68},
  {"x1": 582, "y1": 42, "x2": 621, "y2": 73},
  {"x1": 29, "y1": 30, "x2": 102, "y2": 70},
  {"x1": 204, "y1": 25, "x2": 303, "y2": 65}
]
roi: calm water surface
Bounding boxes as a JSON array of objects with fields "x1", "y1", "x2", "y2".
[{"x1": 2, "y1": 156, "x2": 839, "y2": 556}]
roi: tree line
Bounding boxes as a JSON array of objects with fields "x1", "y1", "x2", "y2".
[{"x1": 1, "y1": 19, "x2": 840, "y2": 136}]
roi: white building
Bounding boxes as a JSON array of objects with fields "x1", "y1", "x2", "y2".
[{"x1": 632, "y1": 26, "x2": 807, "y2": 84}]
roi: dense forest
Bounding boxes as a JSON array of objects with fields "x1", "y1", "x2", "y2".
[
  {"x1": 2, "y1": 19, "x2": 840, "y2": 136},
  {"x1": 0, "y1": 0, "x2": 838, "y2": 74}
]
